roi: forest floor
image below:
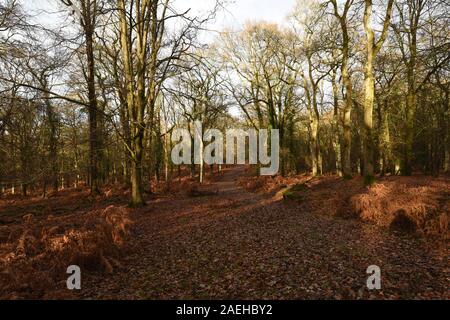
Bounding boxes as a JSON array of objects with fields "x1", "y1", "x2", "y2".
[{"x1": 0, "y1": 166, "x2": 449, "y2": 299}]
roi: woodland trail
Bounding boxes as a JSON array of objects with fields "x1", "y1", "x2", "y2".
[{"x1": 81, "y1": 166, "x2": 449, "y2": 300}]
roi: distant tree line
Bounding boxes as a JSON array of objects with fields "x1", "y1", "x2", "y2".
[{"x1": 0, "y1": 0, "x2": 448, "y2": 205}]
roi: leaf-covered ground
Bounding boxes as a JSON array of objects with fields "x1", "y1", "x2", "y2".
[{"x1": 78, "y1": 167, "x2": 449, "y2": 300}]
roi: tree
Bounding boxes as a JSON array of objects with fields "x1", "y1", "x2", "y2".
[
  {"x1": 116, "y1": 0, "x2": 217, "y2": 206},
  {"x1": 361, "y1": 0, "x2": 394, "y2": 183},
  {"x1": 168, "y1": 53, "x2": 228, "y2": 182},
  {"x1": 220, "y1": 23, "x2": 300, "y2": 175},
  {"x1": 392, "y1": 0, "x2": 450, "y2": 175},
  {"x1": 293, "y1": 1, "x2": 335, "y2": 176},
  {"x1": 329, "y1": 0, "x2": 355, "y2": 178},
  {"x1": 61, "y1": 0, "x2": 101, "y2": 193}
]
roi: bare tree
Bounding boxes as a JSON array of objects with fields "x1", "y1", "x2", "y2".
[
  {"x1": 116, "y1": 0, "x2": 218, "y2": 206},
  {"x1": 61, "y1": 0, "x2": 101, "y2": 193},
  {"x1": 361, "y1": 0, "x2": 394, "y2": 183},
  {"x1": 329, "y1": 0, "x2": 355, "y2": 178}
]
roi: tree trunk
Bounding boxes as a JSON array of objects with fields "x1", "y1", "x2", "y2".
[
  {"x1": 83, "y1": 3, "x2": 100, "y2": 194},
  {"x1": 117, "y1": 0, "x2": 147, "y2": 207},
  {"x1": 336, "y1": 6, "x2": 353, "y2": 179},
  {"x1": 445, "y1": 106, "x2": 450, "y2": 172},
  {"x1": 362, "y1": 25, "x2": 375, "y2": 182},
  {"x1": 400, "y1": 0, "x2": 419, "y2": 176},
  {"x1": 310, "y1": 116, "x2": 319, "y2": 176},
  {"x1": 43, "y1": 92, "x2": 58, "y2": 192},
  {"x1": 445, "y1": 146, "x2": 450, "y2": 173},
  {"x1": 380, "y1": 101, "x2": 392, "y2": 175},
  {"x1": 130, "y1": 153, "x2": 144, "y2": 208},
  {"x1": 362, "y1": 0, "x2": 393, "y2": 183},
  {"x1": 403, "y1": 91, "x2": 416, "y2": 175},
  {"x1": 331, "y1": 66, "x2": 342, "y2": 176}
]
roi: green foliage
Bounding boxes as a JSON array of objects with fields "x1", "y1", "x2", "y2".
[{"x1": 282, "y1": 183, "x2": 308, "y2": 200}]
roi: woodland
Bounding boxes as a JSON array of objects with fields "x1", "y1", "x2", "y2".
[{"x1": 0, "y1": 0, "x2": 448, "y2": 300}]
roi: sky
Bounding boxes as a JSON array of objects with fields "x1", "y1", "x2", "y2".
[
  {"x1": 186, "y1": 0, "x2": 297, "y2": 31},
  {"x1": 24, "y1": 0, "x2": 297, "y2": 38},
  {"x1": 20, "y1": 0, "x2": 298, "y2": 116}
]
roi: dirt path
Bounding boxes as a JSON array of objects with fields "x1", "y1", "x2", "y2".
[{"x1": 81, "y1": 167, "x2": 449, "y2": 299}]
